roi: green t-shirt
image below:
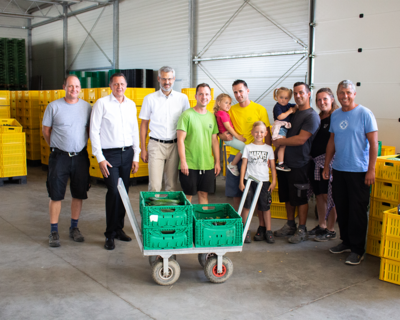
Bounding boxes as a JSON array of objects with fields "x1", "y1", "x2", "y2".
[{"x1": 177, "y1": 108, "x2": 218, "y2": 170}]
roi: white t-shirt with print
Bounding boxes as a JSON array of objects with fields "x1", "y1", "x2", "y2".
[{"x1": 242, "y1": 143, "x2": 275, "y2": 182}]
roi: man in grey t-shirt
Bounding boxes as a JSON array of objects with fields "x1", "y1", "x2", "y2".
[{"x1": 42, "y1": 75, "x2": 92, "y2": 248}]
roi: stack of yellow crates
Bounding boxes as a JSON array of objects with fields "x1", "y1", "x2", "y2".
[
  {"x1": 380, "y1": 205, "x2": 400, "y2": 286},
  {"x1": 181, "y1": 88, "x2": 215, "y2": 112},
  {"x1": 0, "y1": 91, "x2": 10, "y2": 118},
  {"x1": 39, "y1": 90, "x2": 50, "y2": 165},
  {"x1": 367, "y1": 149, "x2": 398, "y2": 257},
  {"x1": 23, "y1": 91, "x2": 41, "y2": 161},
  {"x1": 10, "y1": 91, "x2": 16, "y2": 118},
  {"x1": 0, "y1": 119, "x2": 27, "y2": 182}
]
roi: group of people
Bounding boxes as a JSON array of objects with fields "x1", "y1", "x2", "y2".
[{"x1": 43, "y1": 66, "x2": 378, "y2": 266}]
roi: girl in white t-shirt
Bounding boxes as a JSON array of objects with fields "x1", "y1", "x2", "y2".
[{"x1": 239, "y1": 121, "x2": 277, "y2": 244}]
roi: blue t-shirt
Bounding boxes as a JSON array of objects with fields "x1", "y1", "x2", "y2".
[
  {"x1": 330, "y1": 105, "x2": 378, "y2": 172},
  {"x1": 273, "y1": 102, "x2": 296, "y2": 122}
]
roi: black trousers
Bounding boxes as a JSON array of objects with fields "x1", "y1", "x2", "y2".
[
  {"x1": 102, "y1": 147, "x2": 134, "y2": 238},
  {"x1": 332, "y1": 169, "x2": 370, "y2": 255}
]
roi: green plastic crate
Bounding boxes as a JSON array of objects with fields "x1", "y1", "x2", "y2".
[
  {"x1": 143, "y1": 225, "x2": 193, "y2": 250},
  {"x1": 140, "y1": 191, "x2": 192, "y2": 228},
  {"x1": 193, "y1": 203, "x2": 243, "y2": 247}
]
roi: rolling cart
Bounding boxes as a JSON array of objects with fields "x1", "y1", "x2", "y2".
[{"x1": 117, "y1": 175, "x2": 262, "y2": 285}]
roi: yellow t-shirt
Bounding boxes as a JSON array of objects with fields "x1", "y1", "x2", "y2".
[{"x1": 228, "y1": 101, "x2": 271, "y2": 156}]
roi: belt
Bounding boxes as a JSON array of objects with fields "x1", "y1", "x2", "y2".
[
  {"x1": 103, "y1": 146, "x2": 132, "y2": 152},
  {"x1": 150, "y1": 137, "x2": 177, "y2": 144},
  {"x1": 51, "y1": 147, "x2": 86, "y2": 157}
]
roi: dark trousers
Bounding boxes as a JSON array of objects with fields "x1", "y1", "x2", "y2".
[
  {"x1": 332, "y1": 169, "x2": 370, "y2": 255},
  {"x1": 102, "y1": 147, "x2": 134, "y2": 238}
]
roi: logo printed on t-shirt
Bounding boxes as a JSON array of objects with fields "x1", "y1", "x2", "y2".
[
  {"x1": 248, "y1": 151, "x2": 268, "y2": 165},
  {"x1": 339, "y1": 120, "x2": 348, "y2": 130},
  {"x1": 209, "y1": 124, "x2": 212, "y2": 129}
]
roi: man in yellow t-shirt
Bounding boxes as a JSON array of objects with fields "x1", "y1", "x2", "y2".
[{"x1": 219, "y1": 80, "x2": 271, "y2": 242}]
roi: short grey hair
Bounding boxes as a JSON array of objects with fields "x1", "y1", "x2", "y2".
[
  {"x1": 158, "y1": 66, "x2": 175, "y2": 77},
  {"x1": 337, "y1": 80, "x2": 356, "y2": 93}
]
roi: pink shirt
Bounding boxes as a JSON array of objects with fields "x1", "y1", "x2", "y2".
[{"x1": 215, "y1": 110, "x2": 234, "y2": 133}]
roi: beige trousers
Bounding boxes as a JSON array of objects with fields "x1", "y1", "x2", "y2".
[{"x1": 147, "y1": 139, "x2": 179, "y2": 191}]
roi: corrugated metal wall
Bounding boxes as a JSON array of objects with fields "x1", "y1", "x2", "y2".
[{"x1": 194, "y1": 0, "x2": 309, "y2": 115}]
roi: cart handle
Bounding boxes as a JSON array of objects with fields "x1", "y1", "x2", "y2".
[
  {"x1": 117, "y1": 178, "x2": 143, "y2": 252},
  {"x1": 237, "y1": 175, "x2": 263, "y2": 245}
]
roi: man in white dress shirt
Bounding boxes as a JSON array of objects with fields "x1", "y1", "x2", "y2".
[
  {"x1": 139, "y1": 66, "x2": 190, "y2": 191},
  {"x1": 90, "y1": 73, "x2": 141, "y2": 250}
]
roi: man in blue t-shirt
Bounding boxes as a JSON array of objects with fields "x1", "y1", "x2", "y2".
[{"x1": 322, "y1": 80, "x2": 378, "y2": 266}]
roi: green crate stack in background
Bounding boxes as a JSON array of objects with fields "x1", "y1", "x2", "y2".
[
  {"x1": 0, "y1": 38, "x2": 27, "y2": 90},
  {"x1": 140, "y1": 191, "x2": 193, "y2": 250}
]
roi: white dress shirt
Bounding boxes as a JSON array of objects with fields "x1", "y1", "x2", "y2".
[
  {"x1": 90, "y1": 94, "x2": 141, "y2": 163},
  {"x1": 139, "y1": 89, "x2": 190, "y2": 140}
]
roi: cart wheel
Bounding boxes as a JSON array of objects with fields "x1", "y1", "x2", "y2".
[
  {"x1": 151, "y1": 259, "x2": 181, "y2": 286},
  {"x1": 148, "y1": 255, "x2": 177, "y2": 266},
  {"x1": 204, "y1": 256, "x2": 233, "y2": 283},
  {"x1": 198, "y1": 253, "x2": 216, "y2": 268}
]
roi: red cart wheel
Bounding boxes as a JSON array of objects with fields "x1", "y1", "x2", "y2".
[{"x1": 204, "y1": 256, "x2": 233, "y2": 283}]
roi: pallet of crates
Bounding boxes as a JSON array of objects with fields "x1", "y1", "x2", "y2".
[
  {"x1": 379, "y1": 206, "x2": 400, "y2": 286},
  {"x1": 0, "y1": 119, "x2": 27, "y2": 186},
  {"x1": 140, "y1": 191, "x2": 193, "y2": 252},
  {"x1": 367, "y1": 154, "x2": 400, "y2": 257}
]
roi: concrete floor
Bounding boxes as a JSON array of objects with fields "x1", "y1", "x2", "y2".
[{"x1": 0, "y1": 167, "x2": 399, "y2": 320}]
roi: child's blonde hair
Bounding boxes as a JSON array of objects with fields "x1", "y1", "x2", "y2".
[
  {"x1": 213, "y1": 93, "x2": 232, "y2": 114},
  {"x1": 252, "y1": 121, "x2": 267, "y2": 130},
  {"x1": 273, "y1": 87, "x2": 292, "y2": 101}
]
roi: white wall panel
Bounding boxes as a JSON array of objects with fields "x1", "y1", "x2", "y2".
[
  {"x1": 119, "y1": 0, "x2": 190, "y2": 91},
  {"x1": 194, "y1": 0, "x2": 309, "y2": 117},
  {"x1": 314, "y1": 0, "x2": 400, "y2": 150}
]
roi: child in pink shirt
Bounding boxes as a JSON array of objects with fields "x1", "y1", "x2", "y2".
[{"x1": 214, "y1": 93, "x2": 246, "y2": 176}]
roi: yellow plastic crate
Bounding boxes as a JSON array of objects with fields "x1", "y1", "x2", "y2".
[
  {"x1": 0, "y1": 118, "x2": 23, "y2": 134},
  {"x1": 26, "y1": 149, "x2": 41, "y2": 160},
  {"x1": 0, "y1": 141, "x2": 25, "y2": 155},
  {"x1": 367, "y1": 217, "x2": 383, "y2": 238},
  {"x1": 0, "y1": 153, "x2": 26, "y2": 167},
  {"x1": 182, "y1": 88, "x2": 214, "y2": 100},
  {"x1": 16, "y1": 116, "x2": 24, "y2": 127},
  {"x1": 41, "y1": 144, "x2": 50, "y2": 156},
  {"x1": 382, "y1": 207, "x2": 400, "y2": 238},
  {"x1": 206, "y1": 100, "x2": 215, "y2": 112},
  {"x1": 380, "y1": 235, "x2": 400, "y2": 262},
  {"x1": 41, "y1": 153, "x2": 49, "y2": 165},
  {"x1": 45, "y1": 90, "x2": 52, "y2": 104},
  {"x1": 85, "y1": 89, "x2": 97, "y2": 105},
  {"x1": 381, "y1": 146, "x2": 396, "y2": 156},
  {"x1": 366, "y1": 235, "x2": 382, "y2": 257},
  {"x1": 39, "y1": 91, "x2": 46, "y2": 104},
  {"x1": 89, "y1": 154, "x2": 97, "y2": 166},
  {"x1": 189, "y1": 100, "x2": 196, "y2": 108},
  {"x1": 0, "y1": 106, "x2": 10, "y2": 118},
  {"x1": 25, "y1": 129, "x2": 40, "y2": 145},
  {"x1": 375, "y1": 155, "x2": 400, "y2": 182},
  {"x1": 16, "y1": 106, "x2": 24, "y2": 117},
  {"x1": 270, "y1": 203, "x2": 298, "y2": 219},
  {"x1": 40, "y1": 135, "x2": 47, "y2": 147},
  {"x1": 372, "y1": 179, "x2": 400, "y2": 202},
  {"x1": 24, "y1": 107, "x2": 40, "y2": 118},
  {"x1": 52, "y1": 90, "x2": 65, "y2": 101},
  {"x1": 271, "y1": 189, "x2": 284, "y2": 204},
  {"x1": 0, "y1": 90, "x2": 10, "y2": 105},
  {"x1": 96, "y1": 88, "x2": 111, "y2": 98},
  {"x1": 131, "y1": 88, "x2": 155, "y2": 105},
  {"x1": 24, "y1": 116, "x2": 40, "y2": 129},
  {"x1": 26, "y1": 142, "x2": 41, "y2": 153},
  {"x1": 0, "y1": 164, "x2": 27, "y2": 178},
  {"x1": 380, "y1": 258, "x2": 400, "y2": 286},
  {"x1": 0, "y1": 132, "x2": 25, "y2": 144},
  {"x1": 370, "y1": 198, "x2": 399, "y2": 220},
  {"x1": 10, "y1": 107, "x2": 16, "y2": 118},
  {"x1": 89, "y1": 165, "x2": 103, "y2": 178}
]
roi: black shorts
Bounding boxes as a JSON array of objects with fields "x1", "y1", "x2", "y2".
[
  {"x1": 244, "y1": 180, "x2": 271, "y2": 211},
  {"x1": 47, "y1": 148, "x2": 90, "y2": 201},
  {"x1": 179, "y1": 169, "x2": 215, "y2": 196},
  {"x1": 277, "y1": 162, "x2": 310, "y2": 206},
  {"x1": 309, "y1": 161, "x2": 329, "y2": 196}
]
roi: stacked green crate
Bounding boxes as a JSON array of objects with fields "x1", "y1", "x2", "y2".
[
  {"x1": 16, "y1": 40, "x2": 26, "y2": 88},
  {"x1": 140, "y1": 192, "x2": 193, "y2": 249},
  {"x1": 0, "y1": 39, "x2": 7, "y2": 89}
]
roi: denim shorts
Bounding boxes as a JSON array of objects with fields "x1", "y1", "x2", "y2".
[{"x1": 279, "y1": 126, "x2": 288, "y2": 137}]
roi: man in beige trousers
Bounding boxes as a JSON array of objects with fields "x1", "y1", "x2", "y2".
[{"x1": 139, "y1": 66, "x2": 190, "y2": 191}]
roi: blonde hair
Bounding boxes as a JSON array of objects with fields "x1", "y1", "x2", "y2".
[
  {"x1": 252, "y1": 121, "x2": 267, "y2": 130},
  {"x1": 273, "y1": 87, "x2": 293, "y2": 101},
  {"x1": 213, "y1": 93, "x2": 232, "y2": 114},
  {"x1": 316, "y1": 87, "x2": 340, "y2": 117}
]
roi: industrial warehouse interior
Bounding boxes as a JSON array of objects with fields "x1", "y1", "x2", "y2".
[{"x1": 0, "y1": 0, "x2": 399, "y2": 319}]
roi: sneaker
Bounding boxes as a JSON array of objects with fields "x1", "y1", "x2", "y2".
[
  {"x1": 276, "y1": 163, "x2": 291, "y2": 172},
  {"x1": 49, "y1": 231, "x2": 60, "y2": 247},
  {"x1": 288, "y1": 227, "x2": 308, "y2": 244},
  {"x1": 244, "y1": 230, "x2": 251, "y2": 243},
  {"x1": 227, "y1": 162, "x2": 240, "y2": 176},
  {"x1": 345, "y1": 252, "x2": 364, "y2": 265},
  {"x1": 69, "y1": 227, "x2": 85, "y2": 242},
  {"x1": 308, "y1": 225, "x2": 325, "y2": 236},
  {"x1": 329, "y1": 243, "x2": 351, "y2": 254},
  {"x1": 254, "y1": 227, "x2": 266, "y2": 241},
  {"x1": 266, "y1": 230, "x2": 275, "y2": 244},
  {"x1": 314, "y1": 230, "x2": 337, "y2": 242},
  {"x1": 274, "y1": 222, "x2": 297, "y2": 237}
]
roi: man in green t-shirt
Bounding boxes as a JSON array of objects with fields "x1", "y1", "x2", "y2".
[{"x1": 177, "y1": 83, "x2": 221, "y2": 204}]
